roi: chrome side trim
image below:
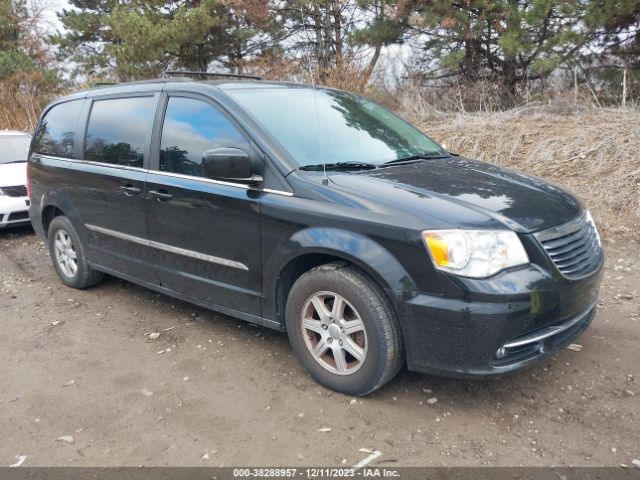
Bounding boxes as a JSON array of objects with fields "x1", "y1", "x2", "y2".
[
  {"x1": 502, "y1": 300, "x2": 597, "y2": 349},
  {"x1": 38, "y1": 155, "x2": 149, "y2": 174},
  {"x1": 149, "y1": 240, "x2": 249, "y2": 271},
  {"x1": 262, "y1": 188, "x2": 294, "y2": 197},
  {"x1": 148, "y1": 169, "x2": 251, "y2": 190},
  {"x1": 149, "y1": 170, "x2": 295, "y2": 196},
  {"x1": 85, "y1": 224, "x2": 249, "y2": 271},
  {"x1": 38, "y1": 155, "x2": 295, "y2": 196},
  {"x1": 86, "y1": 224, "x2": 147, "y2": 246}
]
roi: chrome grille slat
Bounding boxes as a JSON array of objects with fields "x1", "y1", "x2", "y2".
[
  {"x1": 549, "y1": 243, "x2": 589, "y2": 262},
  {"x1": 547, "y1": 238, "x2": 590, "y2": 257},
  {"x1": 541, "y1": 228, "x2": 587, "y2": 250},
  {"x1": 554, "y1": 250, "x2": 592, "y2": 269},
  {"x1": 534, "y1": 211, "x2": 603, "y2": 279},
  {"x1": 562, "y1": 256, "x2": 595, "y2": 274}
]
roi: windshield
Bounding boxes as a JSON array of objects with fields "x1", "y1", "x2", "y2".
[
  {"x1": 0, "y1": 135, "x2": 31, "y2": 164},
  {"x1": 227, "y1": 87, "x2": 444, "y2": 167}
]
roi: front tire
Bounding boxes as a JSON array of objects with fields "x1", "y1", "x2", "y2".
[
  {"x1": 48, "y1": 216, "x2": 103, "y2": 289},
  {"x1": 285, "y1": 263, "x2": 403, "y2": 395}
]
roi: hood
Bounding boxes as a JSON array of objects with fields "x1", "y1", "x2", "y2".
[
  {"x1": 0, "y1": 162, "x2": 27, "y2": 188},
  {"x1": 329, "y1": 157, "x2": 582, "y2": 233}
]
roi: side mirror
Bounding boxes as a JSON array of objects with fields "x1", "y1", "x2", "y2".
[{"x1": 202, "y1": 147, "x2": 262, "y2": 185}]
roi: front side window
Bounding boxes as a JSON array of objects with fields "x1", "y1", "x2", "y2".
[
  {"x1": 160, "y1": 97, "x2": 247, "y2": 177},
  {"x1": 33, "y1": 100, "x2": 82, "y2": 159},
  {"x1": 227, "y1": 87, "x2": 444, "y2": 167},
  {"x1": 85, "y1": 97, "x2": 155, "y2": 168}
]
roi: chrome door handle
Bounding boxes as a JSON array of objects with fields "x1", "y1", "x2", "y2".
[
  {"x1": 120, "y1": 185, "x2": 141, "y2": 196},
  {"x1": 149, "y1": 190, "x2": 173, "y2": 202}
]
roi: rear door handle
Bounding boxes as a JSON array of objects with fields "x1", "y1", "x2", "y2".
[
  {"x1": 120, "y1": 185, "x2": 142, "y2": 196},
  {"x1": 149, "y1": 189, "x2": 173, "y2": 202}
]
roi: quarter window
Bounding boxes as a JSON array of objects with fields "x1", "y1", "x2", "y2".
[
  {"x1": 33, "y1": 100, "x2": 83, "y2": 158},
  {"x1": 160, "y1": 97, "x2": 247, "y2": 177},
  {"x1": 85, "y1": 97, "x2": 155, "y2": 168}
]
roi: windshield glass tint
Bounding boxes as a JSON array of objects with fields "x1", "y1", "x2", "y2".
[
  {"x1": 0, "y1": 135, "x2": 31, "y2": 164},
  {"x1": 227, "y1": 88, "x2": 443, "y2": 167}
]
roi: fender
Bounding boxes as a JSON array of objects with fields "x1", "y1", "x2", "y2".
[{"x1": 262, "y1": 226, "x2": 417, "y2": 323}]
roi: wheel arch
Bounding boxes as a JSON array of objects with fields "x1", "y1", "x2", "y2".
[
  {"x1": 41, "y1": 204, "x2": 65, "y2": 237},
  {"x1": 267, "y1": 227, "x2": 416, "y2": 327}
]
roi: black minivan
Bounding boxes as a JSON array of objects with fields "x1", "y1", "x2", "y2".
[{"x1": 28, "y1": 77, "x2": 604, "y2": 395}]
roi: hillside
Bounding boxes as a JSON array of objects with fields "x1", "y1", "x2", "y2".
[{"x1": 413, "y1": 104, "x2": 640, "y2": 242}]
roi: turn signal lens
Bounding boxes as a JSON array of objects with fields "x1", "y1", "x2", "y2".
[
  {"x1": 422, "y1": 229, "x2": 529, "y2": 278},
  {"x1": 424, "y1": 235, "x2": 449, "y2": 266}
]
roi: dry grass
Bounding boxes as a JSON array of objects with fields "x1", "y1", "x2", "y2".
[
  {"x1": 408, "y1": 102, "x2": 640, "y2": 241},
  {"x1": 0, "y1": 73, "x2": 49, "y2": 132}
]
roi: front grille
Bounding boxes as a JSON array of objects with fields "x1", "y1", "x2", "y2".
[
  {"x1": 1, "y1": 185, "x2": 27, "y2": 197},
  {"x1": 534, "y1": 211, "x2": 603, "y2": 279}
]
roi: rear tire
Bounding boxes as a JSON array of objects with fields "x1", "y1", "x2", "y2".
[
  {"x1": 285, "y1": 262, "x2": 403, "y2": 395},
  {"x1": 48, "y1": 216, "x2": 103, "y2": 289}
]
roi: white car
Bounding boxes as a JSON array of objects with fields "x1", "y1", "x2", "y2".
[{"x1": 0, "y1": 131, "x2": 31, "y2": 228}]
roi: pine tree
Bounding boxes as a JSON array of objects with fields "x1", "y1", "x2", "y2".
[
  {"x1": 52, "y1": 0, "x2": 120, "y2": 79},
  {"x1": 0, "y1": 0, "x2": 59, "y2": 128},
  {"x1": 0, "y1": 0, "x2": 54, "y2": 78},
  {"x1": 54, "y1": 0, "x2": 280, "y2": 80},
  {"x1": 393, "y1": 0, "x2": 588, "y2": 102}
]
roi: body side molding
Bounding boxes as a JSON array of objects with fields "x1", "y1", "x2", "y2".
[{"x1": 85, "y1": 223, "x2": 249, "y2": 271}]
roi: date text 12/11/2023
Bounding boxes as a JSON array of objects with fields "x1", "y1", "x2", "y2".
[{"x1": 232, "y1": 468, "x2": 401, "y2": 478}]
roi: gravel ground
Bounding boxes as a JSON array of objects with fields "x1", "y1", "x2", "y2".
[{"x1": 1, "y1": 225, "x2": 639, "y2": 468}]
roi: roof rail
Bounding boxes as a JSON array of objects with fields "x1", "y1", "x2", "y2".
[{"x1": 163, "y1": 70, "x2": 262, "y2": 81}]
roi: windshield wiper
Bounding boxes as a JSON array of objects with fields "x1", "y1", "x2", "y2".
[
  {"x1": 298, "y1": 154, "x2": 449, "y2": 171},
  {"x1": 299, "y1": 161, "x2": 377, "y2": 171},
  {"x1": 380, "y1": 152, "x2": 450, "y2": 167}
]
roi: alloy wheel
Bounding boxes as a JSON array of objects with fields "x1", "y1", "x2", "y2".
[
  {"x1": 54, "y1": 229, "x2": 78, "y2": 278},
  {"x1": 300, "y1": 291, "x2": 368, "y2": 375}
]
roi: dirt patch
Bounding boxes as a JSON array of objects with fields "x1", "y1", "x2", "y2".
[{"x1": 1, "y1": 225, "x2": 639, "y2": 467}]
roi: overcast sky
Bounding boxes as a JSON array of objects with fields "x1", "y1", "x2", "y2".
[{"x1": 37, "y1": 0, "x2": 68, "y2": 33}]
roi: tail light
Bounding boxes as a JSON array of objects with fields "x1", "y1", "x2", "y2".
[{"x1": 26, "y1": 162, "x2": 31, "y2": 199}]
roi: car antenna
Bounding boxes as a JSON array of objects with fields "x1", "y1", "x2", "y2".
[{"x1": 299, "y1": 5, "x2": 328, "y2": 185}]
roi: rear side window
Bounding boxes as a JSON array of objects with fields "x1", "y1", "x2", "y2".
[
  {"x1": 160, "y1": 97, "x2": 247, "y2": 177},
  {"x1": 85, "y1": 97, "x2": 155, "y2": 168},
  {"x1": 33, "y1": 100, "x2": 83, "y2": 158}
]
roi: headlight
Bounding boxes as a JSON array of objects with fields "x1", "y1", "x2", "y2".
[{"x1": 422, "y1": 229, "x2": 529, "y2": 278}]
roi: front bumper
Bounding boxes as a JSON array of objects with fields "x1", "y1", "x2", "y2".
[
  {"x1": 390, "y1": 259, "x2": 603, "y2": 377},
  {"x1": 0, "y1": 196, "x2": 31, "y2": 228}
]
